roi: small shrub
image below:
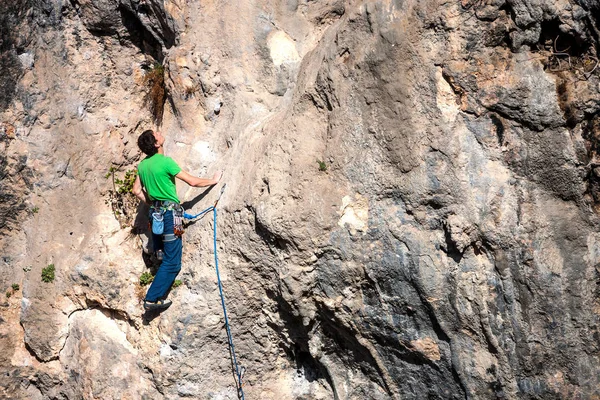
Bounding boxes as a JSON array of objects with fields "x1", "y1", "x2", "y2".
[
  {"x1": 172, "y1": 279, "x2": 182, "y2": 288},
  {"x1": 139, "y1": 272, "x2": 154, "y2": 286},
  {"x1": 105, "y1": 166, "x2": 138, "y2": 228},
  {"x1": 41, "y1": 264, "x2": 55, "y2": 283},
  {"x1": 106, "y1": 167, "x2": 137, "y2": 194},
  {"x1": 31, "y1": 206, "x2": 39, "y2": 214},
  {"x1": 316, "y1": 160, "x2": 327, "y2": 172},
  {"x1": 11, "y1": 283, "x2": 19, "y2": 291},
  {"x1": 104, "y1": 166, "x2": 116, "y2": 179},
  {"x1": 6, "y1": 291, "x2": 11, "y2": 298},
  {"x1": 115, "y1": 169, "x2": 137, "y2": 194}
]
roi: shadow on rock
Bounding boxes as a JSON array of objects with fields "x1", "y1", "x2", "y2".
[
  {"x1": 142, "y1": 303, "x2": 172, "y2": 324},
  {"x1": 180, "y1": 185, "x2": 216, "y2": 211}
]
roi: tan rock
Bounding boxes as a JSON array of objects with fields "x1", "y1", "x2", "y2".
[{"x1": 410, "y1": 337, "x2": 441, "y2": 361}]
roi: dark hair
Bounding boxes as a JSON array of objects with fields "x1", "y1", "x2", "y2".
[{"x1": 138, "y1": 130, "x2": 157, "y2": 156}]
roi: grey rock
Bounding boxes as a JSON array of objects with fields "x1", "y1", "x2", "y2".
[
  {"x1": 17, "y1": 52, "x2": 35, "y2": 70},
  {"x1": 120, "y1": 0, "x2": 178, "y2": 50},
  {"x1": 74, "y1": 0, "x2": 121, "y2": 34}
]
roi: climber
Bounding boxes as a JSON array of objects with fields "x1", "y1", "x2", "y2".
[{"x1": 132, "y1": 129, "x2": 222, "y2": 311}]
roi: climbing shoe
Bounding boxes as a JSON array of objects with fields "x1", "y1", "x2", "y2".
[{"x1": 143, "y1": 299, "x2": 172, "y2": 311}]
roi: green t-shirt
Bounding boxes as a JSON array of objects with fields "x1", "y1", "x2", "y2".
[{"x1": 138, "y1": 154, "x2": 182, "y2": 203}]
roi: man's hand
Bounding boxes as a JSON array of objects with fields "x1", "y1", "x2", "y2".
[{"x1": 212, "y1": 170, "x2": 223, "y2": 185}]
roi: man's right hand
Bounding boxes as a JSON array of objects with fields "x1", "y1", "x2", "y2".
[{"x1": 212, "y1": 170, "x2": 223, "y2": 185}]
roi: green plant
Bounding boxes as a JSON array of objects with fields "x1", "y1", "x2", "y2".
[
  {"x1": 172, "y1": 279, "x2": 182, "y2": 288},
  {"x1": 115, "y1": 169, "x2": 137, "y2": 194},
  {"x1": 41, "y1": 264, "x2": 55, "y2": 283},
  {"x1": 106, "y1": 166, "x2": 137, "y2": 194},
  {"x1": 11, "y1": 283, "x2": 19, "y2": 291},
  {"x1": 316, "y1": 159, "x2": 327, "y2": 172},
  {"x1": 6, "y1": 291, "x2": 11, "y2": 298},
  {"x1": 142, "y1": 62, "x2": 166, "y2": 123},
  {"x1": 104, "y1": 166, "x2": 116, "y2": 179},
  {"x1": 139, "y1": 272, "x2": 154, "y2": 286},
  {"x1": 31, "y1": 206, "x2": 39, "y2": 214}
]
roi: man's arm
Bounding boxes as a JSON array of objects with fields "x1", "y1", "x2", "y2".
[
  {"x1": 176, "y1": 170, "x2": 222, "y2": 187},
  {"x1": 132, "y1": 175, "x2": 150, "y2": 204}
]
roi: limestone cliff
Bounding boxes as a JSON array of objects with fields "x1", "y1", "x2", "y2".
[{"x1": 2, "y1": 0, "x2": 600, "y2": 399}]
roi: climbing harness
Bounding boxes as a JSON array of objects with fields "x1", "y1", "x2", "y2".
[
  {"x1": 184, "y1": 185, "x2": 246, "y2": 399},
  {"x1": 150, "y1": 201, "x2": 185, "y2": 237}
]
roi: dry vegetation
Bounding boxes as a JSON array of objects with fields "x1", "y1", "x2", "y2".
[{"x1": 142, "y1": 62, "x2": 166, "y2": 124}]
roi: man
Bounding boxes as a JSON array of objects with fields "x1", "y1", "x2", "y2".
[{"x1": 133, "y1": 129, "x2": 222, "y2": 310}]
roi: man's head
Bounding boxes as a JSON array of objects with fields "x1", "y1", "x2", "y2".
[{"x1": 138, "y1": 129, "x2": 164, "y2": 156}]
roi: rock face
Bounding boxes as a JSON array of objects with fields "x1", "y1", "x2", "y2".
[{"x1": 2, "y1": 0, "x2": 600, "y2": 398}]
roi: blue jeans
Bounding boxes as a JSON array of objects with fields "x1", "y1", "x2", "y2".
[{"x1": 145, "y1": 210, "x2": 182, "y2": 302}]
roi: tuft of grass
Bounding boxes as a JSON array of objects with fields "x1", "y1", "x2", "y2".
[
  {"x1": 31, "y1": 206, "x2": 39, "y2": 214},
  {"x1": 142, "y1": 62, "x2": 166, "y2": 123},
  {"x1": 183, "y1": 84, "x2": 200, "y2": 100},
  {"x1": 41, "y1": 264, "x2": 55, "y2": 283},
  {"x1": 172, "y1": 279, "x2": 182, "y2": 289},
  {"x1": 139, "y1": 272, "x2": 154, "y2": 286},
  {"x1": 6, "y1": 283, "x2": 20, "y2": 298},
  {"x1": 316, "y1": 159, "x2": 327, "y2": 172}
]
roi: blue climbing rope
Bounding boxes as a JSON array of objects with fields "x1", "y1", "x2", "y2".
[
  {"x1": 185, "y1": 185, "x2": 245, "y2": 399},
  {"x1": 183, "y1": 206, "x2": 213, "y2": 220},
  {"x1": 213, "y1": 205, "x2": 246, "y2": 400}
]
